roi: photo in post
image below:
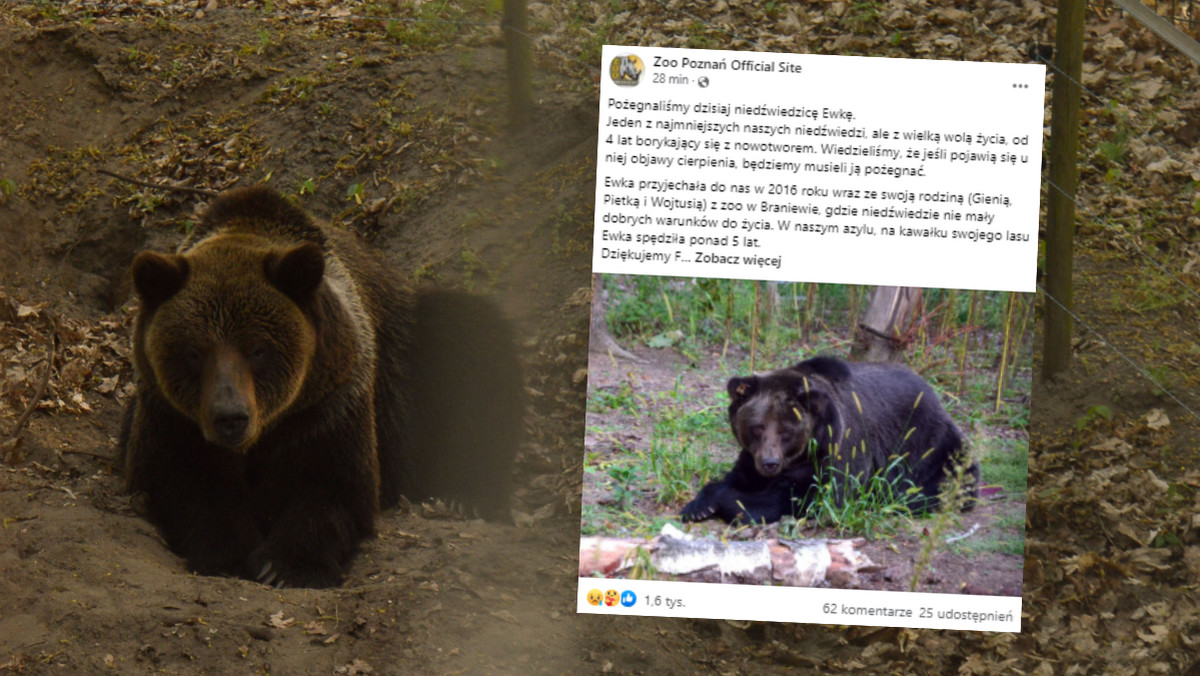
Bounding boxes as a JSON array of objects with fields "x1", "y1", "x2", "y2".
[{"x1": 578, "y1": 46, "x2": 1043, "y2": 632}]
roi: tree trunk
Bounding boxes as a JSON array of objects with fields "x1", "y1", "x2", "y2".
[
  {"x1": 589, "y1": 274, "x2": 642, "y2": 362},
  {"x1": 851, "y1": 286, "x2": 921, "y2": 362}
]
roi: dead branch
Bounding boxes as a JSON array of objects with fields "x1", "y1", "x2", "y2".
[
  {"x1": 97, "y1": 168, "x2": 220, "y2": 197},
  {"x1": 4, "y1": 313, "x2": 56, "y2": 460},
  {"x1": 60, "y1": 449, "x2": 115, "y2": 464}
]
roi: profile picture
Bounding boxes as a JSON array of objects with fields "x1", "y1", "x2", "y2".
[{"x1": 610, "y1": 54, "x2": 643, "y2": 86}]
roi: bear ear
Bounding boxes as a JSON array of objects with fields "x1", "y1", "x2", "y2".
[
  {"x1": 794, "y1": 378, "x2": 837, "y2": 422},
  {"x1": 727, "y1": 376, "x2": 758, "y2": 410},
  {"x1": 131, "y1": 251, "x2": 189, "y2": 307},
  {"x1": 265, "y1": 243, "x2": 325, "y2": 302},
  {"x1": 793, "y1": 356, "x2": 852, "y2": 382}
]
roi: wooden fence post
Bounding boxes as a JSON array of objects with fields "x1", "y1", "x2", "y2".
[
  {"x1": 1043, "y1": 0, "x2": 1084, "y2": 380},
  {"x1": 503, "y1": 0, "x2": 533, "y2": 129}
]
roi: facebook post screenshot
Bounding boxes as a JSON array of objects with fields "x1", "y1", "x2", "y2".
[{"x1": 577, "y1": 45, "x2": 1043, "y2": 632}]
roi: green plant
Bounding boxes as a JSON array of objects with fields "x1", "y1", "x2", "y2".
[
  {"x1": 588, "y1": 379, "x2": 640, "y2": 415},
  {"x1": 384, "y1": 0, "x2": 465, "y2": 49},
  {"x1": 636, "y1": 378, "x2": 728, "y2": 505},
  {"x1": 950, "y1": 512, "x2": 1025, "y2": 556},
  {"x1": 777, "y1": 515, "x2": 807, "y2": 539},
  {"x1": 685, "y1": 21, "x2": 716, "y2": 49},
  {"x1": 805, "y1": 454, "x2": 917, "y2": 538},
  {"x1": 1075, "y1": 404, "x2": 1112, "y2": 431},
  {"x1": 908, "y1": 462, "x2": 974, "y2": 591},
  {"x1": 248, "y1": 27, "x2": 274, "y2": 55},
  {"x1": 979, "y1": 436, "x2": 1028, "y2": 497},
  {"x1": 606, "y1": 462, "x2": 641, "y2": 512},
  {"x1": 1096, "y1": 129, "x2": 1129, "y2": 166},
  {"x1": 843, "y1": 1, "x2": 881, "y2": 35},
  {"x1": 31, "y1": 0, "x2": 63, "y2": 21},
  {"x1": 1096, "y1": 100, "x2": 1131, "y2": 171}
]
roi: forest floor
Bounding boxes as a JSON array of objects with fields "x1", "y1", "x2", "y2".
[{"x1": 2, "y1": 0, "x2": 1200, "y2": 674}]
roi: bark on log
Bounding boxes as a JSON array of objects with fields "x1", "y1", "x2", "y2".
[{"x1": 579, "y1": 525, "x2": 880, "y2": 588}]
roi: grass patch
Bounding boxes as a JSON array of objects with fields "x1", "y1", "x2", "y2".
[
  {"x1": 587, "y1": 379, "x2": 640, "y2": 416},
  {"x1": 579, "y1": 503, "x2": 675, "y2": 538},
  {"x1": 979, "y1": 436, "x2": 1029, "y2": 497},
  {"x1": 384, "y1": 0, "x2": 466, "y2": 49},
  {"x1": 951, "y1": 509, "x2": 1026, "y2": 556},
  {"x1": 805, "y1": 455, "x2": 918, "y2": 538},
  {"x1": 632, "y1": 377, "x2": 728, "y2": 506},
  {"x1": 642, "y1": 400, "x2": 726, "y2": 505}
]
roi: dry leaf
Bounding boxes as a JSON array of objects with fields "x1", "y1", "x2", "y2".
[
  {"x1": 303, "y1": 621, "x2": 327, "y2": 635},
  {"x1": 334, "y1": 659, "x2": 373, "y2": 675},
  {"x1": 97, "y1": 376, "x2": 119, "y2": 395},
  {"x1": 1137, "y1": 625, "x2": 1170, "y2": 644},
  {"x1": 1133, "y1": 77, "x2": 1165, "y2": 100},
  {"x1": 266, "y1": 611, "x2": 295, "y2": 629},
  {"x1": 1144, "y1": 409, "x2": 1169, "y2": 430}
]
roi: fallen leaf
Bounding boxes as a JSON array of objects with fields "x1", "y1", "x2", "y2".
[
  {"x1": 334, "y1": 658, "x2": 373, "y2": 675},
  {"x1": 303, "y1": 621, "x2": 327, "y2": 635},
  {"x1": 266, "y1": 611, "x2": 295, "y2": 629},
  {"x1": 1144, "y1": 409, "x2": 1169, "y2": 429}
]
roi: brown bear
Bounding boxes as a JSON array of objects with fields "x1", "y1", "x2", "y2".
[
  {"x1": 117, "y1": 185, "x2": 521, "y2": 587},
  {"x1": 681, "y1": 356, "x2": 978, "y2": 525}
]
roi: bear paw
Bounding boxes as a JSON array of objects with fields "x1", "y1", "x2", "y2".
[
  {"x1": 248, "y1": 549, "x2": 344, "y2": 589},
  {"x1": 680, "y1": 483, "x2": 722, "y2": 522}
]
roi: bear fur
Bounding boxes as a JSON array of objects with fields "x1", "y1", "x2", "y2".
[
  {"x1": 117, "y1": 185, "x2": 521, "y2": 587},
  {"x1": 681, "y1": 356, "x2": 978, "y2": 525}
]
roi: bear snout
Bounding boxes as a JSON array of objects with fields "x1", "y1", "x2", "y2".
[
  {"x1": 756, "y1": 456, "x2": 783, "y2": 477},
  {"x1": 201, "y1": 347, "x2": 257, "y2": 449},
  {"x1": 210, "y1": 407, "x2": 251, "y2": 447}
]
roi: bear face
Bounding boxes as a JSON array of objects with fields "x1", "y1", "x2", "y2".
[
  {"x1": 727, "y1": 384, "x2": 812, "y2": 478},
  {"x1": 726, "y1": 370, "x2": 837, "y2": 479},
  {"x1": 131, "y1": 238, "x2": 325, "y2": 450}
]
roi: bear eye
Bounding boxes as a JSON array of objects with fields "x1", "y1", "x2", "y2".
[
  {"x1": 748, "y1": 424, "x2": 765, "y2": 440},
  {"x1": 183, "y1": 347, "x2": 204, "y2": 370},
  {"x1": 247, "y1": 344, "x2": 269, "y2": 367}
]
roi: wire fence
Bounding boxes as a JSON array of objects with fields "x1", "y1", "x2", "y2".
[
  {"x1": 1019, "y1": 7, "x2": 1200, "y2": 425},
  {"x1": 1136, "y1": 0, "x2": 1200, "y2": 33}
]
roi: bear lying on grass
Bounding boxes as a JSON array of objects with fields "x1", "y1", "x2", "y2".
[
  {"x1": 681, "y1": 356, "x2": 978, "y2": 525},
  {"x1": 117, "y1": 186, "x2": 521, "y2": 588}
]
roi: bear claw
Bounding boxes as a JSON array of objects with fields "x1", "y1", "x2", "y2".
[
  {"x1": 257, "y1": 561, "x2": 282, "y2": 587},
  {"x1": 680, "y1": 502, "x2": 715, "y2": 522}
]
